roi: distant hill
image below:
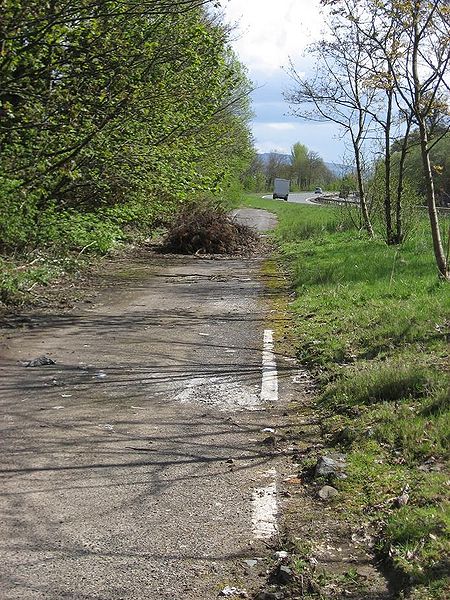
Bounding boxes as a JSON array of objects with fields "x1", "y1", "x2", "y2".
[{"x1": 258, "y1": 153, "x2": 352, "y2": 178}]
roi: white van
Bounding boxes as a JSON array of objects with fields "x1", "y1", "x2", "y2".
[{"x1": 273, "y1": 178, "x2": 289, "y2": 201}]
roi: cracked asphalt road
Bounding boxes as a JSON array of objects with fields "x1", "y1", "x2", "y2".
[{"x1": 0, "y1": 209, "x2": 299, "y2": 599}]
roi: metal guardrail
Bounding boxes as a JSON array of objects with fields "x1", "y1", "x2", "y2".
[
  {"x1": 310, "y1": 195, "x2": 358, "y2": 206},
  {"x1": 312, "y1": 194, "x2": 450, "y2": 214}
]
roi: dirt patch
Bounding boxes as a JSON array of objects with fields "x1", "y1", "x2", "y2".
[
  {"x1": 0, "y1": 247, "x2": 213, "y2": 324},
  {"x1": 277, "y1": 399, "x2": 394, "y2": 598}
]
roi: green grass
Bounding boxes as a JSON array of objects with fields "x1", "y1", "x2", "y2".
[
  {"x1": 0, "y1": 255, "x2": 65, "y2": 304},
  {"x1": 0, "y1": 196, "x2": 175, "y2": 306},
  {"x1": 243, "y1": 194, "x2": 450, "y2": 597}
]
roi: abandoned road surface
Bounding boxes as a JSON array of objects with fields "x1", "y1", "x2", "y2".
[
  {"x1": 261, "y1": 192, "x2": 317, "y2": 205},
  {"x1": 0, "y1": 209, "x2": 301, "y2": 600}
]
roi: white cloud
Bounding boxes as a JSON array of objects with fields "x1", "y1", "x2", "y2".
[
  {"x1": 220, "y1": 0, "x2": 345, "y2": 162},
  {"x1": 256, "y1": 141, "x2": 291, "y2": 154},
  {"x1": 266, "y1": 122, "x2": 296, "y2": 131},
  {"x1": 252, "y1": 121, "x2": 348, "y2": 163},
  {"x1": 222, "y1": 0, "x2": 324, "y2": 76}
]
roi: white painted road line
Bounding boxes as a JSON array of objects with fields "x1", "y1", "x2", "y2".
[
  {"x1": 251, "y1": 332, "x2": 279, "y2": 540},
  {"x1": 251, "y1": 474, "x2": 278, "y2": 540},
  {"x1": 261, "y1": 329, "x2": 278, "y2": 403}
]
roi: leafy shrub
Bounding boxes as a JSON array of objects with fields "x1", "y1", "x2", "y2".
[
  {"x1": 0, "y1": 176, "x2": 38, "y2": 250},
  {"x1": 0, "y1": 256, "x2": 62, "y2": 305},
  {"x1": 36, "y1": 207, "x2": 124, "y2": 253}
]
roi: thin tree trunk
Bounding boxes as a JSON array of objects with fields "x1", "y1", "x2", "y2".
[
  {"x1": 419, "y1": 121, "x2": 449, "y2": 278},
  {"x1": 394, "y1": 116, "x2": 412, "y2": 244},
  {"x1": 411, "y1": 12, "x2": 448, "y2": 279},
  {"x1": 384, "y1": 132, "x2": 393, "y2": 243},
  {"x1": 384, "y1": 90, "x2": 393, "y2": 244},
  {"x1": 354, "y1": 140, "x2": 374, "y2": 237},
  {"x1": 395, "y1": 149, "x2": 405, "y2": 244}
]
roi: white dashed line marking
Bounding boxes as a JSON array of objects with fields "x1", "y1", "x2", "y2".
[
  {"x1": 261, "y1": 329, "x2": 278, "y2": 403},
  {"x1": 251, "y1": 333, "x2": 279, "y2": 540},
  {"x1": 251, "y1": 470, "x2": 278, "y2": 540}
]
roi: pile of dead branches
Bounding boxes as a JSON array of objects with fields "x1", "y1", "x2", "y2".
[{"x1": 162, "y1": 204, "x2": 259, "y2": 255}]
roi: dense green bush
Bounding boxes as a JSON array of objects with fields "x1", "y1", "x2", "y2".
[
  {"x1": 0, "y1": 176, "x2": 37, "y2": 250},
  {"x1": 0, "y1": 1, "x2": 253, "y2": 254}
]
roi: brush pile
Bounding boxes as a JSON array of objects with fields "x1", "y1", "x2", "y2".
[{"x1": 162, "y1": 204, "x2": 259, "y2": 255}]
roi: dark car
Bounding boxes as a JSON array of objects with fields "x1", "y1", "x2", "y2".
[{"x1": 314, "y1": 187, "x2": 323, "y2": 194}]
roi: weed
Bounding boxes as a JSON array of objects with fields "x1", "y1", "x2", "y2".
[
  {"x1": 382, "y1": 505, "x2": 450, "y2": 582},
  {"x1": 0, "y1": 254, "x2": 82, "y2": 306}
]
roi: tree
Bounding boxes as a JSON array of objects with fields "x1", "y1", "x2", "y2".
[
  {"x1": 241, "y1": 154, "x2": 266, "y2": 192},
  {"x1": 0, "y1": 1, "x2": 254, "y2": 249},
  {"x1": 290, "y1": 142, "x2": 309, "y2": 188},
  {"x1": 323, "y1": 0, "x2": 450, "y2": 277},
  {"x1": 264, "y1": 152, "x2": 290, "y2": 189},
  {"x1": 338, "y1": 0, "x2": 415, "y2": 244},
  {"x1": 289, "y1": 142, "x2": 336, "y2": 189},
  {"x1": 285, "y1": 19, "x2": 376, "y2": 236},
  {"x1": 392, "y1": 131, "x2": 450, "y2": 206},
  {"x1": 306, "y1": 150, "x2": 334, "y2": 188},
  {"x1": 395, "y1": 0, "x2": 449, "y2": 278}
]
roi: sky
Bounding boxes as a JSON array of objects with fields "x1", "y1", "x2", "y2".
[{"x1": 221, "y1": 0, "x2": 347, "y2": 163}]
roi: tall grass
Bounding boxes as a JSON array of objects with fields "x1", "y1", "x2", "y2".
[{"x1": 243, "y1": 194, "x2": 450, "y2": 597}]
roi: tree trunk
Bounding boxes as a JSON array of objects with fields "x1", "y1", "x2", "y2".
[
  {"x1": 384, "y1": 135, "x2": 393, "y2": 244},
  {"x1": 394, "y1": 116, "x2": 412, "y2": 245},
  {"x1": 410, "y1": 7, "x2": 448, "y2": 278},
  {"x1": 384, "y1": 90, "x2": 394, "y2": 244},
  {"x1": 354, "y1": 141, "x2": 374, "y2": 237},
  {"x1": 394, "y1": 150, "x2": 405, "y2": 245},
  {"x1": 418, "y1": 120, "x2": 449, "y2": 279}
]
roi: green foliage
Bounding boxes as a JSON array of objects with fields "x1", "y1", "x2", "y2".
[
  {"x1": 0, "y1": 255, "x2": 68, "y2": 304},
  {"x1": 36, "y1": 207, "x2": 124, "y2": 252},
  {"x1": 391, "y1": 132, "x2": 450, "y2": 202},
  {"x1": 290, "y1": 143, "x2": 335, "y2": 189},
  {"x1": 0, "y1": 1, "x2": 254, "y2": 256},
  {"x1": 0, "y1": 176, "x2": 37, "y2": 249},
  {"x1": 290, "y1": 142, "x2": 309, "y2": 188},
  {"x1": 243, "y1": 143, "x2": 338, "y2": 194}
]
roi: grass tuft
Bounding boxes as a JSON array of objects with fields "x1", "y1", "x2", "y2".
[{"x1": 321, "y1": 362, "x2": 441, "y2": 406}]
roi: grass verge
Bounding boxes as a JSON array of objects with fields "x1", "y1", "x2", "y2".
[
  {"x1": 0, "y1": 254, "x2": 82, "y2": 306},
  {"x1": 243, "y1": 194, "x2": 449, "y2": 598}
]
